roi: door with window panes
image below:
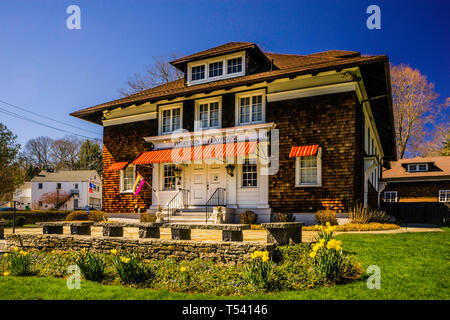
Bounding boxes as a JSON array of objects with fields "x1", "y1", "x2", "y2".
[{"x1": 189, "y1": 164, "x2": 226, "y2": 206}]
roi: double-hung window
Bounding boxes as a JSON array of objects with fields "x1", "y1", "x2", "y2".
[
  {"x1": 196, "y1": 98, "x2": 221, "y2": 130},
  {"x1": 242, "y1": 157, "x2": 257, "y2": 188},
  {"x1": 384, "y1": 191, "x2": 398, "y2": 202},
  {"x1": 439, "y1": 190, "x2": 450, "y2": 202},
  {"x1": 236, "y1": 90, "x2": 265, "y2": 125},
  {"x1": 120, "y1": 165, "x2": 135, "y2": 192},
  {"x1": 163, "y1": 164, "x2": 176, "y2": 190},
  {"x1": 160, "y1": 104, "x2": 182, "y2": 134},
  {"x1": 295, "y1": 148, "x2": 322, "y2": 187}
]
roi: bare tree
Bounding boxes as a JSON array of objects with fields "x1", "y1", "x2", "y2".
[
  {"x1": 21, "y1": 136, "x2": 54, "y2": 169},
  {"x1": 50, "y1": 136, "x2": 81, "y2": 170},
  {"x1": 391, "y1": 64, "x2": 439, "y2": 158},
  {"x1": 118, "y1": 52, "x2": 184, "y2": 97}
]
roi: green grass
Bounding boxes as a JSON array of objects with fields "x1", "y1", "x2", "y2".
[{"x1": 1, "y1": 228, "x2": 449, "y2": 300}]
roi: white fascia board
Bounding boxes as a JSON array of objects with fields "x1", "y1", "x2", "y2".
[
  {"x1": 103, "y1": 112, "x2": 157, "y2": 127},
  {"x1": 266, "y1": 82, "x2": 357, "y2": 102}
]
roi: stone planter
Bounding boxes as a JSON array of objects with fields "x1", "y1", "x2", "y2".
[
  {"x1": 69, "y1": 222, "x2": 94, "y2": 236},
  {"x1": 95, "y1": 223, "x2": 125, "y2": 237},
  {"x1": 138, "y1": 223, "x2": 162, "y2": 239},
  {"x1": 261, "y1": 222, "x2": 304, "y2": 245}
]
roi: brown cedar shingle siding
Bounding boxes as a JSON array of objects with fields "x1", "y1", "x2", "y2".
[
  {"x1": 267, "y1": 92, "x2": 359, "y2": 213},
  {"x1": 102, "y1": 120, "x2": 157, "y2": 213},
  {"x1": 384, "y1": 181, "x2": 450, "y2": 203}
]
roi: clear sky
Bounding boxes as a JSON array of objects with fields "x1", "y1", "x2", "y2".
[{"x1": 0, "y1": 0, "x2": 448, "y2": 146}]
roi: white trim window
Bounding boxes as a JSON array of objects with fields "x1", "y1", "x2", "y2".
[
  {"x1": 159, "y1": 104, "x2": 182, "y2": 135},
  {"x1": 163, "y1": 164, "x2": 176, "y2": 190},
  {"x1": 187, "y1": 52, "x2": 245, "y2": 86},
  {"x1": 407, "y1": 163, "x2": 428, "y2": 172},
  {"x1": 384, "y1": 191, "x2": 398, "y2": 203},
  {"x1": 439, "y1": 190, "x2": 450, "y2": 202},
  {"x1": 120, "y1": 165, "x2": 135, "y2": 193},
  {"x1": 295, "y1": 149, "x2": 322, "y2": 187},
  {"x1": 242, "y1": 157, "x2": 258, "y2": 188},
  {"x1": 235, "y1": 90, "x2": 265, "y2": 125},
  {"x1": 195, "y1": 97, "x2": 221, "y2": 130}
]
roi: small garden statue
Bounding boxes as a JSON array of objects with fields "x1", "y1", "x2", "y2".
[
  {"x1": 213, "y1": 206, "x2": 224, "y2": 224},
  {"x1": 155, "y1": 205, "x2": 164, "y2": 223}
]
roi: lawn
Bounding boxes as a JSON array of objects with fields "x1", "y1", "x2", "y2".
[{"x1": 0, "y1": 228, "x2": 448, "y2": 300}]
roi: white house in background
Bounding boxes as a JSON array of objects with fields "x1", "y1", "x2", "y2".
[
  {"x1": 31, "y1": 170, "x2": 102, "y2": 211},
  {"x1": 13, "y1": 182, "x2": 32, "y2": 210}
]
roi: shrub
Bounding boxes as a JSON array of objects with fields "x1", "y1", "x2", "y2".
[
  {"x1": 315, "y1": 210, "x2": 338, "y2": 226},
  {"x1": 240, "y1": 211, "x2": 257, "y2": 224},
  {"x1": 14, "y1": 216, "x2": 26, "y2": 227},
  {"x1": 111, "y1": 250, "x2": 152, "y2": 284},
  {"x1": 350, "y1": 203, "x2": 386, "y2": 224},
  {"x1": 87, "y1": 211, "x2": 107, "y2": 222},
  {"x1": 140, "y1": 212, "x2": 157, "y2": 223},
  {"x1": 243, "y1": 250, "x2": 272, "y2": 289},
  {"x1": 275, "y1": 212, "x2": 296, "y2": 222},
  {"x1": 8, "y1": 247, "x2": 32, "y2": 276},
  {"x1": 75, "y1": 249, "x2": 107, "y2": 282},
  {"x1": 0, "y1": 211, "x2": 68, "y2": 224},
  {"x1": 65, "y1": 211, "x2": 89, "y2": 221}
]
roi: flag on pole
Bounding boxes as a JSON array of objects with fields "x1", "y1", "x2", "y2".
[{"x1": 132, "y1": 174, "x2": 145, "y2": 196}]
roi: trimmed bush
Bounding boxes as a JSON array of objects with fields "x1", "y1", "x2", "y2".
[
  {"x1": 240, "y1": 211, "x2": 257, "y2": 224},
  {"x1": 275, "y1": 212, "x2": 296, "y2": 222},
  {"x1": 14, "y1": 216, "x2": 26, "y2": 227},
  {"x1": 87, "y1": 211, "x2": 107, "y2": 222},
  {"x1": 0, "y1": 211, "x2": 69, "y2": 224},
  {"x1": 140, "y1": 212, "x2": 157, "y2": 223},
  {"x1": 315, "y1": 210, "x2": 338, "y2": 226},
  {"x1": 65, "y1": 211, "x2": 89, "y2": 221}
]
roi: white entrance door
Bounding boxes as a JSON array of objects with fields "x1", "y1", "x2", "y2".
[{"x1": 190, "y1": 163, "x2": 226, "y2": 206}]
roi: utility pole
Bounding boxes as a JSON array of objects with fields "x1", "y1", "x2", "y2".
[{"x1": 12, "y1": 200, "x2": 17, "y2": 234}]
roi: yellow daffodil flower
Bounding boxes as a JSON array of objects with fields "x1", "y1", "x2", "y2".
[
  {"x1": 3, "y1": 271, "x2": 9, "y2": 277},
  {"x1": 110, "y1": 249, "x2": 117, "y2": 255},
  {"x1": 309, "y1": 251, "x2": 316, "y2": 258},
  {"x1": 180, "y1": 267, "x2": 187, "y2": 272}
]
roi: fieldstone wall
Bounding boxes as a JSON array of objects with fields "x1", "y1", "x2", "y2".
[{"x1": 5, "y1": 234, "x2": 275, "y2": 264}]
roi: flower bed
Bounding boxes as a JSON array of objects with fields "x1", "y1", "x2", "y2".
[
  {"x1": 0, "y1": 230, "x2": 363, "y2": 295},
  {"x1": 303, "y1": 222, "x2": 401, "y2": 232}
]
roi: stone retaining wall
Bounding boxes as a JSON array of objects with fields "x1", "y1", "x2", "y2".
[{"x1": 5, "y1": 234, "x2": 275, "y2": 264}]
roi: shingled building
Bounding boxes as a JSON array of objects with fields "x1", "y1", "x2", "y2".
[{"x1": 71, "y1": 42, "x2": 396, "y2": 222}]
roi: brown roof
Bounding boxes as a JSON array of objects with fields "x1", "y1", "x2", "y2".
[
  {"x1": 170, "y1": 42, "x2": 256, "y2": 66},
  {"x1": 70, "y1": 45, "x2": 387, "y2": 121},
  {"x1": 383, "y1": 156, "x2": 450, "y2": 181}
]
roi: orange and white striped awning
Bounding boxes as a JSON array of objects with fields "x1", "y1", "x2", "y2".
[
  {"x1": 105, "y1": 162, "x2": 129, "y2": 171},
  {"x1": 289, "y1": 145, "x2": 319, "y2": 158},
  {"x1": 133, "y1": 141, "x2": 258, "y2": 165}
]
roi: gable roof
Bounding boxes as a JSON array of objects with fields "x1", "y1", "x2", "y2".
[
  {"x1": 383, "y1": 156, "x2": 450, "y2": 181},
  {"x1": 31, "y1": 170, "x2": 100, "y2": 183}
]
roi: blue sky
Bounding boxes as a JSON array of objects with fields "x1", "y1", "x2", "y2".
[{"x1": 0, "y1": 0, "x2": 448, "y2": 146}]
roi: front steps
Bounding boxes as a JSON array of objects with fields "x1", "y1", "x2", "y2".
[{"x1": 165, "y1": 207, "x2": 215, "y2": 224}]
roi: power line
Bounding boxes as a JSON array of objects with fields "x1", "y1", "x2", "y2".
[
  {"x1": 0, "y1": 99, "x2": 101, "y2": 136},
  {"x1": 0, "y1": 106, "x2": 102, "y2": 142}
]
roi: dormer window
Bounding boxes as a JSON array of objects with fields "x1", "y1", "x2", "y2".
[
  {"x1": 407, "y1": 163, "x2": 428, "y2": 172},
  {"x1": 227, "y1": 57, "x2": 242, "y2": 74},
  {"x1": 187, "y1": 52, "x2": 245, "y2": 86},
  {"x1": 191, "y1": 65, "x2": 205, "y2": 81},
  {"x1": 209, "y1": 61, "x2": 223, "y2": 77}
]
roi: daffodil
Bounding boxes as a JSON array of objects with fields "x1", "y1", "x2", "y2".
[
  {"x1": 13, "y1": 247, "x2": 19, "y2": 252},
  {"x1": 110, "y1": 249, "x2": 117, "y2": 255},
  {"x1": 120, "y1": 256, "x2": 130, "y2": 263},
  {"x1": 309, "y1": 251, "x2": 316, "y2": 258},
  {"x1": 3, "y1": 271, "x2": 9, "y2": 277},
  {"x1": 180, "y1": 267, "x2": 187, "y2": 272},
  {"x1": 4, "y1": 253, "x2": 8, "y2": 258}
]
